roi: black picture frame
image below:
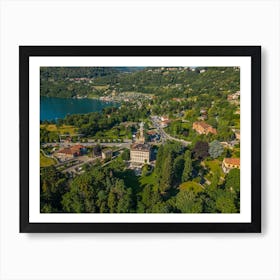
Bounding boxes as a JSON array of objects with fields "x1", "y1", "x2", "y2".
[{"x1": 20, "y1": 46, "x2": 261, "y2": 233}]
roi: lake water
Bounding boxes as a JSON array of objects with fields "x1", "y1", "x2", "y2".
[{"x1": 40, "y1": 97, "x2": 118, "y2": 121}]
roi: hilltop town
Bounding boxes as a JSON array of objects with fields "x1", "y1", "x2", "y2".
[{"x1": 40, "y1": 66, "x2": 240, "y2": 214}]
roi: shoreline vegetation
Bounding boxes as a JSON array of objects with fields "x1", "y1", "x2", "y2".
[{"x1": 40, "y1": 66, "x2": 240, "y2": 214}]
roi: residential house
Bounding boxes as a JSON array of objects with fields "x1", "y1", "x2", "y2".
[
  {"x1": 55, "y1": 144, "x2": 86, "y2": 161},
  {"x1": 192, "y1": 121, "x2": 217, "y2": 135},
  {"x1": 160, "y1": 116, "x2": 171, "y2": 128},
  {"x1": 222, "y1": 158, "x2": 240, "y2": 173},
  {"x1": 227, "y1": 91, "x2": 240, "y2": 105}
]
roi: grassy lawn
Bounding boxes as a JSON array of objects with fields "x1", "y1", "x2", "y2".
[
  {"x1": 40, "y1": 152, "x2": 56, "y2": 167},
  {"x1": 87, "y1": 93, "x2": 99, "y2": 98},
  {"x1": 40, "y1": 124, "x2": 77, "y2": 135},
  {"x1": 204, "y1": 159, "x2": 225, "y2": 181},
  {"x1": 179, "y1": 181, "x2": 204, "y2": 193},
  {"x1": 139, "y1": 171, "x2": 157, "y2": 187},
  {"x1": 231, "y1": 148, "x2": 240, "y2": 158},
  {"x1": 95, "y1": 127, "x2": 130, "y2": 140}
]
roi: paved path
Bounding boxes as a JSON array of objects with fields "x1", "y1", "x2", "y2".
[
  {"x1": 61, "y1": 156, "x2": 101, "y2": 174},
  {"x1": 42, "y1": 141, "x2": 131, "y2": 149},
  {"x1": 60, "y1": 149, "x2": 125, "y2": 174},
  {"x1": 160, "y1": 127, "x2": 191, "y2": 146},
  {"x1": 40, "y1": 149, "x2": 58, "y2": 163}
]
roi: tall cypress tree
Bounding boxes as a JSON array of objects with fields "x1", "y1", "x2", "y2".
[
  {"x1": 181, "y1": 150, "x2": 192, "y2": 182},
  {"x1": 159, "y1": 152, "x2": 173, "y2": 193}
]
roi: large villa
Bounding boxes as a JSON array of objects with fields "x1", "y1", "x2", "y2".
[
  {"x1": 192, "y1": 121, "x2": 217, "y2": 135},
  {"x1": 130, "y1": 122, "x2": 151, "y2": 164}
]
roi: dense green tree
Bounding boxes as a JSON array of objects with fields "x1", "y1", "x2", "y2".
[
  {"x1": 141, "y1": 185, "x2": 153, "y2": 209},
  {"x1": 155, "y1": 145, "x2": 164, "y2": 178},
  {"x1": 159, "y1": 152, "x2": 173, "y2": 193},
  {"x1": 117, "y1": 188, "x2": 132, "y2": 213},
  {"x1": 141, "y1": 185, "x2": 161, "y2": 212},
  {"x1": 61, "y1": 172, "x2": 97, "y2": 213},
  {"x1": 136, "y1": 201, "x2": 146, "y2": 213},
  {"x1": 175, "y1": 190, "x2": 203, "y2": 213},
  {"x1": 121, "y1": 148, "x2": 130, "y2": 160},
  {"x1": 40, "y1": 166, "x2": 67, "y2": 212},
  {"x1": 181, "y1": 150, "x2": 193, "y2": 182},
  {"x1": 199, "y1": 192, "x2": 217, "y2": 213},
  {"x1": 108, "y1": 190, "x2": 117, "y2": 213},
  {"x1": 209, "y1": 140, "x2": 224, "y2": 159},
  {"x1": 173, "y1": 155, "x2": 184, "y2": 185},
  {"x1": 151, "y1": 202, "x2": 169, "y2": 213},
  {"x1": 225, "y1": 169, "x2": 240, "y2": 211},
  {"x1": 225, "y1": 169, "x2": 240, "y2": 194},
  {"x1": 96, "y1": 190, "x2": 108, "y2": 213},
  {"x1": 192, "y1": 141, "x2": 209, "y2": 160},
  {"x1": 62, "y1": 191, "x2": 84, "y2": 213},
  {"x1": 215, "y1": 190, "x2": 237, "y2": 213},
  {"x1": 155, "y1": 141, "x2": 184, "y2": 193}
]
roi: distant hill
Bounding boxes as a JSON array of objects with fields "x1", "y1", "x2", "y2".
[
  {"x1": 40, "y1": 67, "x2": 119, "y2": 81},
  {"x1": 115, "y1": 67, "x2": 145, "y2": 72},
  {"x1": 40, "y1": 66, "x2": 240, "y2": 99}
]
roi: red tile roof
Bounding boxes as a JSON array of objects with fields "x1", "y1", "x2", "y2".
[
  {"x1": 57, "y1": 144, "x2": 85, "y2": 155},
  {"x1": 57, "y1": 148, "x2": 75, "y2": 155},
  {"x1": 223, "y1": 158, "x2": 240, "y2": 166},
  {"x1": 71, "y1": 144, "x2": 84, "y2": 151},
  {"x1": 193, "y1": 121, "x2": 217, "y2": 134},
  {"x1": 194, "y1": 121, "x2": 210, "y2": 129}
]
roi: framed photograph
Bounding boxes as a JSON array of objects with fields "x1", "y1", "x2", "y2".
[{"x1": 20, "y1": 46, "x2": 261, "y2": 233}]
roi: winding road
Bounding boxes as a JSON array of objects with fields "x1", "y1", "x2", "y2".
[{"x1": 150, "y1": 116, "x2": 191, "y2": 146}]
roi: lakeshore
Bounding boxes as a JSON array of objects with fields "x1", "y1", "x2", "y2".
[{"x1": 40, "y1": 96, "x2": 119, "y2": 121}]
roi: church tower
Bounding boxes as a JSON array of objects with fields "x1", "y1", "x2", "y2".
[
  {"x1": 130, "y1": 121, "x2": 151, "y2": 164},
  {"x1": 137, "y1": 122, "x2": 145, "y2": 144}
]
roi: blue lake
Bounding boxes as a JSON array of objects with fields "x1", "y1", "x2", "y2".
[{"x1": 40, "y1": 97, "x2": 118, "y2": 121}]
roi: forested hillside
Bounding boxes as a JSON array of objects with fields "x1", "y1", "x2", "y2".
[{"x1": 40, "y1": 67, "x2": 240, "y2": 99}]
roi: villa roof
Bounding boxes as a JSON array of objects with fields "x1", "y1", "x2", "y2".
[
  {"x1": 57, "y1": 144, "x2": 85, "y2": 155},
  {"x1": 193, "y1": 121, "x2": 211, "y2": 129},
  {"x1": 130, "y1": 143, "x2": 150, "y2": 152},
  {"x1": 71, "y1": 144, "x2": 84, "y2": 151},
  {"x1": 57, "y1": 148, "x2": 76, "y2": 155}
]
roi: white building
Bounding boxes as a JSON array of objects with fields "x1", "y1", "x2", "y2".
[
  {"x1": 130, "y1": 122, "x2": 150, "y2": 164},
  {"x1": 130, "y1": 143, "x2": 150, "y2": 164}
]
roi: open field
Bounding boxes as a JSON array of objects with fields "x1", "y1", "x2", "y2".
[
  {"x1": 40, "y1": 152, "x2": 56, "y2": 167},
  {"x1": 40, "y1": 124, "x2": 77, "y2": 135}
]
